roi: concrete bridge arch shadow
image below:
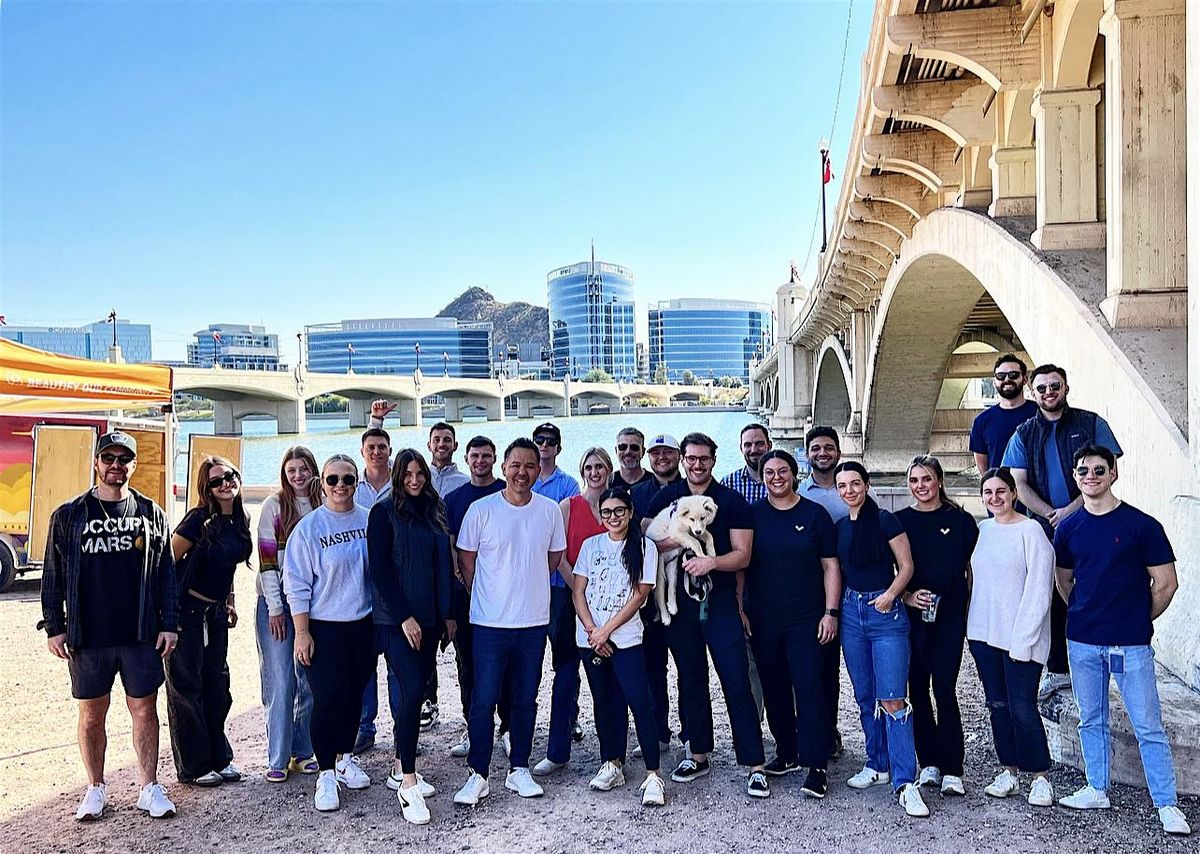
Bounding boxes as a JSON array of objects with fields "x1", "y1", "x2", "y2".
[{"x1": 812, "y1": 337, "x2": 854, "y2": 434}]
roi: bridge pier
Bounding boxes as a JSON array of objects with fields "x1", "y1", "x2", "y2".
[
  {"x1": 443, "y1": 397, "x2": 460, "y2": 422},
  {"x1": 348, "y1": 398, "x2": 370, "y2": 429},
  {"x1": 212, "y1": 398, "x2": 307, "y2": 436}
]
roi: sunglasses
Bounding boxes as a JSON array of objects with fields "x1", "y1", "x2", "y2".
[
  {"x1": 533, "y1": 435, "x2": 558, "y2": 446},
  {"x1": 599, "y1": 506, "x2": 630, "y2": 519},
  {"x1": 616, "y1": 443, "x2": 642, "y2": 453},
  {"x1": 325, "y1": 474, "x2": 358, "y2": 487},
  {"x1": 994, "y1": 370, "x2": 1022, "y2": 381},
  {"x1": 99, "y1": 452, "x2": 134, "y2": 466},
  {"x1": 206, "y1": 470, "x2": 240, "y2": 490},
  {"x1": 1075, "y1": 465, "x2": 1109, "y2": 477},
  {"x1": 1034, "y1": 381, "x2": 1064, "y2": 394}
]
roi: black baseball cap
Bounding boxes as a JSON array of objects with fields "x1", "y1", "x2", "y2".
[
  {"x1": 532, "y1": 422, "x2": 562, "y2": 445},
  {"x1": 97, "y1": 431, "x2": 137, "y2": 457}
]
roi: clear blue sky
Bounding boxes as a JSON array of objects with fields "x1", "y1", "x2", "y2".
[{"x1": 1, "y1": 0, "x2": 870, "y2": 361}]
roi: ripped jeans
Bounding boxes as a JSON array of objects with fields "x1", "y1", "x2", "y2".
[{"x1": 841, "y1": 587, "x2": 918, "y2": 789}]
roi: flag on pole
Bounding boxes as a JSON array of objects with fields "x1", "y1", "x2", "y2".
[
  {"x1": 414, "y1": 343, "x2": 421, "y2": 354},
  {"x1": 789, "y1": 260, "x2": 801, "y2": 284},
  {"x1": 0, "y1": 316, "x2": 7, "y2": 326},
  {"x1": 822, "y1": 150, "x2": 834, "y2": 185},
  {"x1": 347, "y1": 343, "x2": 355, "y2": 354},
  {"x1": 212, "y1": 331, "x2": 222, "y2": 344}
]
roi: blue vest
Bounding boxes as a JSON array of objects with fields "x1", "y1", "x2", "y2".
[{"x1": 1013, "y1": 405, "x2": 1100, "y2": 508}]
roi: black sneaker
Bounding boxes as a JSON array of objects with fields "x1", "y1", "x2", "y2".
[
  {"x1": 829, "y1": 729, "x2": 843, "y2": 760},
  {"x1": 670, "y1": 758, "x2": 711, "y2": 783},
  {"x1": 747, "y1": 771, "x2": 771, "y2": 798},
  {"x1": 801, "y1": 767, "x2": 828, "y2": 799},
  {"x1": 764, "y1": 756, "x2": 801, "y2": 776},
  {"x1": 419, "y1": 700, "x2": 439, "y2": 731}
]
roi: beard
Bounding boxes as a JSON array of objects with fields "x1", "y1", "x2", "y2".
[
  {"x1": 809, "y1": 458, "x2": 837, "y2": 473},
  {"x1": 1040, "y1": 397, "x2": 1067, "y2": 413},
  {"x1": 997, "y1": 382, "x2": 1023, "y2": 400}
]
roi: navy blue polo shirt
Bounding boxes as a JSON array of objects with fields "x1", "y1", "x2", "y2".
[
  {"x1": 1054, "y1": 502, "x2": 1175, "y2": 647},
  {"x1": 969, "y1": 400, "x2": 1038, "y2": 470},
  {"x1": 646, "y1": 477, "x2": 753, "y2": 598}
]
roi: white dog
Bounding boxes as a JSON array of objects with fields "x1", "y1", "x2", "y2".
[{"x1": 645, "y1": 495, "x2": 718, "y2": 626}]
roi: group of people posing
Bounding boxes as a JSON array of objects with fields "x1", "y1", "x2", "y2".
[{"x1": 39, "y1": 355, "x2": 1190, "y2": 835}]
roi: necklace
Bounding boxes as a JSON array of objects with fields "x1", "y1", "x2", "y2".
[{"x1": 94, "y1": 489, "x2": 132, "y2": 520}]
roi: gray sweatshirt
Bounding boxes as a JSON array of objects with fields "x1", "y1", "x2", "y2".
[{"x1": 282, "y1": 505, "x2": 372, "y2": 621}]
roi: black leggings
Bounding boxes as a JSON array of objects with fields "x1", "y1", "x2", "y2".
[
  {"x1": 908, "y1": 614, "x2": 966, "y2": 777},
  {"x1": 379, "y1": 624, "x2": 440, "y2": 774},
  {"x1": 304, "y1": 617, "x2": 375, "y2": 770},
  {"x1": 751, "y1": 621, "x2": 832, "y2": 769}
]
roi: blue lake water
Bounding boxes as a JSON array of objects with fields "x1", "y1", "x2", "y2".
[{"x1": 176, "y1": 411, "x2": 796, "y2": 487}]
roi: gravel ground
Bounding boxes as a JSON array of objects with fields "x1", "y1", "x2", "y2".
[{"x1": 3, "y1": 504, "x2": 1196, "y2": 853}]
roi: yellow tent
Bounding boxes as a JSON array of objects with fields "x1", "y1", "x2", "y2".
[{"x1": 0, "y1": 338, "x2": 173, "y2": 412}]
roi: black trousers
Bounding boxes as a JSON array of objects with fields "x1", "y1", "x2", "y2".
[
  {"x1": 165, "y1": 599, "x2": 234, "y2": 781},
  {"x1": 641, "y1": 611, "x2": 686, "y2": 744},
  {"x1": 907, "y1": 610, "x2": 966, "y2": 777},
  {"x1": 1048, "y1": 592, "x2": 1069, "y2": 675},
  {"x1": 751, "y1": 620, "x2": 832, "y2": 769},
  {"x1": 379, "y1": 625, "x2": 439, "y2": 774},
  {"x1": 583, "y1": 644, "x2": 661, "y2": 771},
  {"x1": 666, "y1": 592, "x2": 764, "y2": 766},
  {"x1": 969, "y1": 641, "x2": 1051, "y2": 773},
  {"x1": 304, "y1": 616, "x2": 375, "y2": 770},
  {"x1": 824, "y1": 620, "x2": 841, "y2": 742}
]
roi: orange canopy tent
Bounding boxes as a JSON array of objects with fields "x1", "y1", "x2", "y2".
[{"x1": 0, "y1": 338, "x2": 173, "y2": 413}]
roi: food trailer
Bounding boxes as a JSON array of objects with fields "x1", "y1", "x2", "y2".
[{"x1": 0, "y1": 338, "x2": 175, "y2": 591}]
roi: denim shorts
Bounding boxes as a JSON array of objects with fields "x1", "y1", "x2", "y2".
[{"x1": 69, "y1": 642, "x2": 165, "y2": 700}]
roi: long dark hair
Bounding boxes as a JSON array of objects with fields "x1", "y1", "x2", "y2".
[
  {"x1": 390, "y1": 448, "x2": 448, "y2": 532},
  {"x1": 833, "y1": 460, "x2": 888, "y2": 568},
  {"x1": 190, "y1": 455, "x2": 253, "y2": 564},
  {"x1": 598, "y1": 487, "x2": 643, "y2": 591}
]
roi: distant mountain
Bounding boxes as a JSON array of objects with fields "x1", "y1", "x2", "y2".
[{"x1": 438, "y1": 286, "x2": 549, "y2": 354}]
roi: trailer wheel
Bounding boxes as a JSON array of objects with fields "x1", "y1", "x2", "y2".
[{"x1": 0, "y1": 546, "x2": 15, "y2": 593}]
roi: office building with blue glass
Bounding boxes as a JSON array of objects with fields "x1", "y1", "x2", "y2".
[
  {"x1": 648, "y1": 298, "x2": 772, "y2": 384},
  {"x1": 187, "y1": 323, "x2": 282, "y2": 370},
  {"x1": 304, "y1": 318, "x2": 493, "y2": 377},
  {"x1": 547, "y1": 259, "x2": 637, "y2": 380},
  {"x1": 0, "y1": 320, "x2": 153, "y2": 362}
]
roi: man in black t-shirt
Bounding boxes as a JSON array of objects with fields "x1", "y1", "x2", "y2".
[
  {"x1": 645, "y1": 432, "x2": 769, "y2": 798},
  {"x1": 40, "y1": 431, "x2": 179, "y2": 822}
]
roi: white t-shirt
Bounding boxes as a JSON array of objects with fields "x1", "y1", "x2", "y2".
[
  {"x1": 457, "y1": 490, "x2": 567, "y2": 629},
  {"x1": 573, "y1": 533, "x2": 658, "y2": 649}
]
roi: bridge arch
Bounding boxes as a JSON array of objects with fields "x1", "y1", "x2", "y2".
[{"x1": 811, "y1": 337, "x2": 854, "y2": 433}]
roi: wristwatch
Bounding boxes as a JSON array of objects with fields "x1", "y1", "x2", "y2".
[{"x1": 825, "y1": 608, "x2": 840, "y2": 618}]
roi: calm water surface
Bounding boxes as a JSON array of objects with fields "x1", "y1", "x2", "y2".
[{"x1": 176, "y1": 411, "x2": 793, "y2": 487}]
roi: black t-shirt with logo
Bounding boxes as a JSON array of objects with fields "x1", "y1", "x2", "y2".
[{"x1": 78, "y1": 493, "x2": 146, "y2": 648}]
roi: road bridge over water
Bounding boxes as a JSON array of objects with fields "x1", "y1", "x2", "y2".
[{"x1": 750, "y1": 0, "x2": 1199, "y2": 692}]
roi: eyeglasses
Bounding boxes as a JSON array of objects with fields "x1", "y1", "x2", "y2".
[
  {"x1": 1075, "y1": 465, "x2": 1109, "y2": 477},
  {"x1": 532, "y1": 435, "x2": 558, "y2": 446},
  {"x1": 994, "y1": 370, "x2": 1022, "y2": 381},
  {"x1": 206, "y1": 471, "x2": 239, "y2": 489},
  {"x1": 616, "y1": 443, "x2": 642, "y2": 453},
  {"x1": 324, "y1": 474, "x2": 358, "y2": 487},
  {"x1": 1034, "y1": 381, "x2": 1064, "y2": 394},
  {"x1": 599, "y1": 506, "x2": 630, "y2": 519},
  {"x1": 99, "y1": 452, "x2": 134, "y2": 466},
  {"x1": 683, "y1": 455, "x2": 713, "y2": 465}
]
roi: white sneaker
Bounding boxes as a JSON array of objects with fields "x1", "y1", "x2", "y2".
[
  {"x1": 450, "y1": 733, "x2": 470, "y2": 758},
  {"x1": 500, "y1": 732, "x2": 512, "y2": 758},
  {"x1": 589, "y1": 761, "x2": 626, "y2": 791},
  {"x1": 134, "y1": 782, "x2": 176, "y2": 819},
  {"x1": 641, "y1": 773, "x2": 665, "y2": 806},
  {"x1": 1028, "y1": 775, "x2": 1054, "y2": 807},
  {"x1": 454, "y1": 772, "x2": 490, "y2": 806},
  {"x1": 386, "y1": 771, "x2": 436, "y2": 797},
  {"x1": 984, "y1": 769, "x2": 1019, "y2": 798},
  {"x1": 314, "y1": 770, "x2": 340, "y2": 812},
  {"x1": 899, "y1": 783, "x2": 930, "y2": 818},
  {"x1": 532, "y1": 758, "x2": 567, "y2": 777},
  {"x1": 75, "y1": 784, "x2": 106, "y2": 821},
  {"x1": 397, "y1": 784, "x2": 431, "y2": 825},
  {"x1": 1159, "y1": 806, "x2": 1192, "y2": 835},
  {"x1": 940, "y1": 775, "x2": 965, "y2": 796},
  {"x1": 505, "y1": 767, "x2": 544, "y2": 798},
  {"x1": 335, "y1": 754, "x2": 371, "y2": 789},
  {"x1": 847, "y1": 766, "x2": 890, "y2": 789},
  {"x1": 1038, "y1": 672, "x2": 1072, "y2": 700},
  {"x1": 918, "y1": 766, "x2": 942, "y2": 787},
  {"x1": 1058, "y1": 784, "x2": 1111, "y2": 810}
]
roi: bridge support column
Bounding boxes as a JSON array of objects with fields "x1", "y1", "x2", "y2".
[
  {"x1": 846, "y1": 310, "x2": 869, "y2": 435},
  {"x1": 443, "y1": 398, "x2": 461, "y2": 423},
  {"x1": 988, "y1": 146, "x2": 1036, "y2": 217},
  {"x1": 348, "y1": 398, "x2": 370, "y2": 429},
  {"x1": 277, "y1": 399, "x2": 307, "y2": 435},
  {"x1": 1031, "y1": 88, "x2": 1107, "y2": 250},
  {"x1": 1190, "y1": 0, "x2": 1200, "y2": 467},
  {"x1": 1099, "y1": 0, "x2": 1188, "y2": 328},
  {"x1": 397, "y1": 399, "x2": 418, "y2": 426},
  {"x1": 516, "y1": 397, "x2": 533, "y2": 419},
  {"x1": 212, "y1": 401, "x2": 240, "y2": 435},
  {"x1": 485, "y1": 397, "x2": 505, "y2": 422},
  {"x1": 958, "y1": 145, "x2": 993, "y2": 209}
]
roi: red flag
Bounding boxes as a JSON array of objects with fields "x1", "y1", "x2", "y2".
[
  {"x1": 822, "y1": 151, "x2": 834, "y2": 185},
  {"x1": 0, "y1": 316, "x2": 7, "y2": 326},
  {"x1": 414, "y1": 342, "x2": 421, "y2": 354},
  {"x1": 789, "y1": 261, "x2": 800, "y2": 284},
  {"x1": 212, "y1": 331, "x2": 222, "y2": 344}
]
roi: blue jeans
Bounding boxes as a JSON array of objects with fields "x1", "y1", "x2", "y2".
[
  {"x1": 254, "y1": 597, "x2": 314, "y2": 770},
  {"x1": 468, "y1": 625, "x2": 546, "y2": 777},
  {"x1": 358, "y1": 654, "x2": 401, "y2": 740},
  {"x1": 1067, "y1": 641, "x2": 1179, "y2": 807},
  {"x1": 840, "y1": 587, "x2": 918, "y2": 789}
]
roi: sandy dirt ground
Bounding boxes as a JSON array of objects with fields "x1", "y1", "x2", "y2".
[{"x1": 3, "y1": 503, "x2": 1196, "y2": 853}]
